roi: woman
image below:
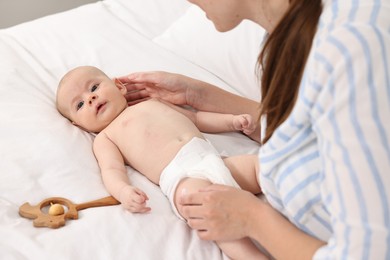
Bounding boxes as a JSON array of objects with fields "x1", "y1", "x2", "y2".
[{"x1": 119, "y1": 0, "x2": 390, "y2": 258}]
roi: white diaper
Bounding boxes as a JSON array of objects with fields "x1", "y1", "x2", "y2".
[{"x1": 159, "y1": 137, "x2": 240, "y2": 220}]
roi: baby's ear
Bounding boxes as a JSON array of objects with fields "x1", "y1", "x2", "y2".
[{"x1": 114, "y1": 78, "x2": 127, "y2": 94}]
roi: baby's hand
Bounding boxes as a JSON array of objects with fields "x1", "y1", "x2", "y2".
[
  {"x1": 233, "y1": 114, "x2": 256, "y2": 135},
  {"x1": 119, "y1": 185, "x2": 151, "y2": 213}
]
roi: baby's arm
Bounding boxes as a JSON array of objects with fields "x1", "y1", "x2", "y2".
[
  {"x1": 194, "y1": 110, "x2": 256, "y2": 135},
  {"x1": 93, "y1": 133, "x2": 150, "y2": 213},
  {"x1": 159, "y1": 99, "x2": 256, "y2": 135}
]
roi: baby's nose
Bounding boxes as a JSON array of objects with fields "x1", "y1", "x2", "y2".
[{"x1": 88, "y1": 95, "x2": 97, "y2": 104}]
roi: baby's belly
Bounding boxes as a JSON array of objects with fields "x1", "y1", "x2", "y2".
[
  {"x1": 106, "y1": 101, "x2": 204, "y2": 184},
  {"x1": 121, "y1": 132, "x2": 204, "y2": 184}
]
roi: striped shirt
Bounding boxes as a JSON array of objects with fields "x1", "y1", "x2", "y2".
[{"x1": 258, "y1": 0, "x2": 390, "y2": 259}]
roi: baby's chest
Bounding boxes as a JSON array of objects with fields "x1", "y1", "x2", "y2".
[{"x1": 106, "y1": 116, "x2": 171, "y2": 154}]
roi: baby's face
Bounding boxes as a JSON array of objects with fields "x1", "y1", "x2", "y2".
[{"x1": 56, "y1": 66, "x2": 127, "y2": 132}]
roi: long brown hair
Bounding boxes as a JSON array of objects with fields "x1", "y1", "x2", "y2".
[{"x1": 258, "y1": 0, "x2": 322, "y2": 144}]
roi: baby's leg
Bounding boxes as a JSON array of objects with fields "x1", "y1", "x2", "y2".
[
  {"x1": 223, "y1": 155, "x2": 262, "y2": 194},
  {"x1": 218, "y1": 239, "x2": 269, "y2": 260},
  {"x1": 174, "y1": 178, "x2": 268, "y2": 260}
]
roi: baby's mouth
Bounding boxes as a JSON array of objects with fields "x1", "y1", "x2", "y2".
[{"x1": 96, "y1": 102, "x2": 106, "y2": 114}]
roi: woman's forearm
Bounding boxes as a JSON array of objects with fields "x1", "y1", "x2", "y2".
[
  {"x1": 249, "y1": 200, "x2": 326, "y2": 259},
  {"x1": 189, "y1": 79, "x2": 261, "y2": 142},
  {"x1": 189, "y1": 78, "x2": 259, "y2": 115}
]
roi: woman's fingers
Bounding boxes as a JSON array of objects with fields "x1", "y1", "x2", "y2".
[
  {"x1": 119, "y1": 71, "x2": 160, "y2": 84},
  {"x1": 198, "y1": 184, "x2": 231, "y2": 192},
  {"x1": 125, "y1": 89, "x2": 147, "y2": 99},
  {"x1": 186, "y1": 218, "x2": 220, "y2": 241},
  {"x1": 179, "y1": 191, "x2": 204, "y2": 206}
]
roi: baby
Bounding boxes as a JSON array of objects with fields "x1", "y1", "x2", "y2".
[{"x1": 56, "y1": 66, "x2": 266, "y2": 259}]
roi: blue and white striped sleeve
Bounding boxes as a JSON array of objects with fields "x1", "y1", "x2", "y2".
[{"x1": 311, "y1": 4, "x2": 390, "y2": 259}]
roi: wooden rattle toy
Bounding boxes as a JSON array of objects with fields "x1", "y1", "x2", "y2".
[{"x1": 19, "y1": 196, "x2": 120, "y2": 229}]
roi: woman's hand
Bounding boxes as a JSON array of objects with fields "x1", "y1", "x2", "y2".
[
  {"x1": 117, "y1": 71, "x2": 196, "y2": 106},
  {"x1": 179, "y1": 184, "x2": 262, "y2": 241},
  {"x1": 181, "y1": 184, "x2": 326, "y2": 259}
]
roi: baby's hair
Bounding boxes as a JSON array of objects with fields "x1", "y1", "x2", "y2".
[{"x1": 56, "y1": 71, "x2": 72, "y2": 119}]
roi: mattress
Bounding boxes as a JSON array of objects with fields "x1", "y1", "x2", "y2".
[{"x1": 0, "y1": 0, "x2": 265, "y2": 259}]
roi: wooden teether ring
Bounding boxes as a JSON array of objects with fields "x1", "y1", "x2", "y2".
[{"x1": 19, "y1": 196, "x2": 119, "y2": 229}]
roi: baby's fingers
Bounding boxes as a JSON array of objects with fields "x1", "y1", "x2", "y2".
[
  {"x1": 233, "y1": 116, "x2": 249, "y2": 131},
  {"x1": 241, "y1": 115, "x2": 256, "y2": 135},
  {"x1": 122, "y1": 197, "x2": 151, "y2": 213},
  {"x1": 129, "y1": 196, "x2": 151, "y2": 213},
  {"x1": 241, "y1": 117, "x2": 250, "y2": 128},
  {"x1": 133, "y1": 187, "x2": 149, "y2": 201},
  {"x1": 128, "y1": 204, "x2": 151, "y2": 213}
]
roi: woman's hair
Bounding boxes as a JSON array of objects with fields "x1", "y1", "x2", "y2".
[{"x1": 258, "y1": 0, "x2": 322, "y2": 144}]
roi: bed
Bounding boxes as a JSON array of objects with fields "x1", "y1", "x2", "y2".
[{"x1": 0, "y1": 0, "x2": 265, "y2": 259}]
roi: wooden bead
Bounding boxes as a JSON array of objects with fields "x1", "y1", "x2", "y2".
[{"x1": 49, "y1": 203, "x2": 65, "y2": 216}]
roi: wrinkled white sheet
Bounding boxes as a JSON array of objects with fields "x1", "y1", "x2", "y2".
[{"x1": 0, "y1": 0, "x2": 262, "y2": 259}]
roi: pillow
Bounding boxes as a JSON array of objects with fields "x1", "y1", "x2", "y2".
[
  {"x1": 153, "y1": 5, "x2": 266, "y2": 100},
  {"x1": 105, "y1": 0, "x2": 191, "y2": 39}
]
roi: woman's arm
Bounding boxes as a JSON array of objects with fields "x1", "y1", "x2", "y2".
[
  {"x1": 189, "y1": 77, "x2": 260, "y2": 118},
  {"x1": 248, "y1": 199, "x2": 326, "y2": 260}
]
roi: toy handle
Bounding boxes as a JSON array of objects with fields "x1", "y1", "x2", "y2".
[{"x1": 75, "y1": 196, "x2": 120, "y2": 210}]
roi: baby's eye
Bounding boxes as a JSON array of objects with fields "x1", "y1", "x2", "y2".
[
  {"x1": 91, "y1": 84, "x2": 99, "y2": 92},
  {"x1": 77, "y1": 101, "x2": 84, "y2": 110}
]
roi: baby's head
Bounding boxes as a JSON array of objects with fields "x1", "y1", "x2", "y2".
[{"x1": 56, "y1": 66, "x2": 127, "y2": 133}]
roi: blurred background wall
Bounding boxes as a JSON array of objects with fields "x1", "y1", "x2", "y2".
[{"x1": 0, "y1": 0, "x2": 100, "y2": 29}]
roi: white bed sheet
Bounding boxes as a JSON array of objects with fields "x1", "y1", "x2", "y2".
[{"x1": 0, "y1": 0, "x2": 262, "y2": 259}]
